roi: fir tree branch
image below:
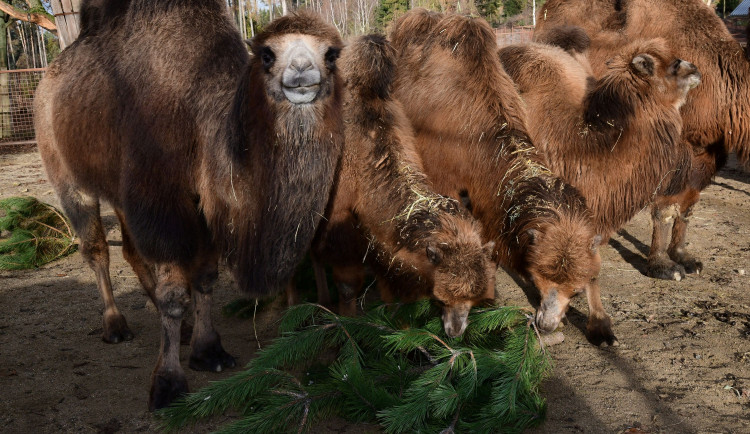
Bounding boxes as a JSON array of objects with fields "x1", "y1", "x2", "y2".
[
  {"x1": 440, "y1": 403, "x2": 462, "y2": 434},
  {"x1": 47, "y1": 204, "x2": 74, "y2": 239}
]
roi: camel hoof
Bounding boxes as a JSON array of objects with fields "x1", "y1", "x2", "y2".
[
  {"x1": 189, "y1": 339, "x2": 236, "y2": 373},
  {"x1": 148, "y1": 369, "x2": 188, "y2": 411},
  {"x1": 646, "y1": 259, "x2": 686, "y2": 281},
  {"x1": 678, "y1": 257, "x2": 703, "y2": 275},
  {"x1": 102, "y1": 314, "x2": 134, "y2": 344},
  {"x1": 586, "y1": 316, "x2": 617, "y2": 347}
]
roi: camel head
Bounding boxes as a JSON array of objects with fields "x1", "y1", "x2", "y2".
[
  {"x1": 250, "y1": 13, "x2": 343, "y2": 105},
  {"x1": 524, "y1": 217, "x2": 602, "y2": 333},
  {"x1": 600, "y1": 38, "x2": 701, "y2": 114},
  {"x1": 425, "y1": 217, "x2": 497, "y2": 338}
]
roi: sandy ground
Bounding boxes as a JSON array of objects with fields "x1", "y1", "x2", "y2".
[{"x1": 0, "y1": 148, "x2": 748, "y2": 433}]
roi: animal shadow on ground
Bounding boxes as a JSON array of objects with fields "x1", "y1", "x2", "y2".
[
  {"x1": 712, "y1": 181, "x2": 750, "y2": 197},
  {"x1": 598, "y1": 350, "x2": 698, "y2": 433},
  {"x1": 538, "y1": 343, "x2": 700, "y2": 433},
  {"x1": 608, "y1": 230, "x2": 650, "y2": 276}
]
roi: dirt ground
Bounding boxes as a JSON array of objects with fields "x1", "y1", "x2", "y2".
[{"x1": 0, "y1": 148, "x2": 748, "y2": 434}]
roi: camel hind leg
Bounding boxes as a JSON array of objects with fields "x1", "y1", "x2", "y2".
[
  {"x1": 647, "y1": 145, "x2": 722, "y2": 280},
  {"x1": 115, "y1": 209, "x2": 157, "y2": 305},
  {"x1": 647, "y1": 198, "x2": 685, "y2": 281},
  {"x1": 57, "y1": 185, "x2": 133, "y2": 343}
]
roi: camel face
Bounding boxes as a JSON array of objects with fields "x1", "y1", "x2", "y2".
[
  {"x1": 430, "y1": 240, "x2": 497, "y2": 338},
  {"x1": 259, "y1": 34, "x2": 340, "y2": 105},
  {"x1": 668, "y1": 58, "x2": 701, "y2": 107},
  {"x1": 525, "y1": 224, "x2": 602, "y2": 333}
]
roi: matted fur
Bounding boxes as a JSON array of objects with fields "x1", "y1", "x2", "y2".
[
  {"x1": 313, "y1": 34, "x2": 496, "y2": 335},
  {"x1": 536, "y1": 0, "x2": 748, "y2": 280},
  {"x1": 35, "y1": 1, "x2": 344, "y2": 409},
  {"x1": 499, "y1": 37, "x2": 694, "y2": 238},
  {"x1": 538, "y1": 0, "x2": 750, "y2": 167},
  {"x1": 390, "y1": 10, "x2": 612, "y2": 342},
  {"x1": 532, "y1": 24, "x2": 590, "y2": 54}
]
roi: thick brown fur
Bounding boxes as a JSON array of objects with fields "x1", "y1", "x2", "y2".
[
  {"x1": 499, "y1": 37, "x2": 697, "y2": 238},
  {"x1": 311, "y1": 34, "x2": 496, "y2": 337},
  {"x1": 34, "y1": 1, "x2": 343, "y2": 410},
  {"x1": 536, "y1": 0, "x2": 748, "y2": 280},
  {"x1": 390, "y1": 10, "x2": 614, "y2": 345}
]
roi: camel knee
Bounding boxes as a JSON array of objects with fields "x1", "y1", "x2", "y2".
[{"x1": 156, "y1": 283, "x2": 190, "y2": 319}]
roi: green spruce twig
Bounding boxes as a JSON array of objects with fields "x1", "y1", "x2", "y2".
[
  {"x1": 158, "y1": 301, "x2": 551, "y2": 433},
  {"x1": 0, "y1": 196, "x2": 77, "y2": 270}
]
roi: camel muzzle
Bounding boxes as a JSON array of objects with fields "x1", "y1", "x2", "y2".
[{"x1": 282, "y1": 43, "x2": 322, "y2": 104}]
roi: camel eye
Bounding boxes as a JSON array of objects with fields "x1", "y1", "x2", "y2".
[
  {"x1": 324, "y1": 47, "x2": 341, "y2": 71},
  {"x1": 260, "y1": 47, "x2": 275, "y2": 69}
]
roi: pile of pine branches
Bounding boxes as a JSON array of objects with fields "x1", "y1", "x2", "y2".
[
  {"x1": 0, "y1": 196, "x2": 76, "y2": 270},
  {"x1": 159, "y1": 300, "x2": 551, "y2": 433}
]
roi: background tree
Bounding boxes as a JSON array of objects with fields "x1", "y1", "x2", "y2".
[
  {"x1": 375, "y1": 0, "x2": 408, "y2": 30},
  {"x1": 716, "y1": 0, "x2": 741, "y2": 17}
]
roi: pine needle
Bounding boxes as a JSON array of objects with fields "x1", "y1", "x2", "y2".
[
  {"x1": 0, "y1": 196, "x2": 77, "y2": 270},
  {"x1": 157, "y1": 302, "x2": 551, "y2": 433}
]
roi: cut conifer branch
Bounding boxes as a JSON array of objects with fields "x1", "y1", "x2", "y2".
[
  {"x1": 0, "y1": 196, "x2": 77, "y2": 270},
  {"x1": 158, "y1": 300, "x2": 551, "y2": 433}
]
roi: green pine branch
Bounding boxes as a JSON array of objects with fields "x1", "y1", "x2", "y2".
[
  {"x1": 0, "y1": 196, "x2": 77, "y2": 270},
  {"x1": 158, "y1": 301, "x2": 551, "y2": 433}
]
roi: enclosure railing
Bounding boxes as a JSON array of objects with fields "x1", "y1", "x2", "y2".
[
  {"x1": 0, "y1": 68, "x2": 46, "y2": 146},
  {"x1": 495, "y1": 26, "x2": 534, "y2": 47}
]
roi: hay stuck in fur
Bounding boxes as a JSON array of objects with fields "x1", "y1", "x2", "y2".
[{"x1": 0, "y1": 196, "x2": 77, "y2": 270}]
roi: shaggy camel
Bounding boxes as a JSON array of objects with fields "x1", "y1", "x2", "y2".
[
  {"x1": 389, "y1": 10, "x2": 613, "y2": 345},
  {"x1": 306, "y1": 34, "x2": 496, "y2": 337},
  {"x1": 34, "y1": 1, "x2": 344, "y2": 410},
  {"x1": 536, "y1": 0, "x2": 750, "y2": 281},
  {"x1": 499, "y1": 32, "x2": 699, "y2": 243}
]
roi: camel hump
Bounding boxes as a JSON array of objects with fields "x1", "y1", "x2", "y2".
[
  {"x1": 79, "y1": 0, "x2": 131, "y2": 38},
  {"x1": 389, "y1": 8, "x2": 442, "y2": 52},
  {"x1": 431, "y1": 14, "x2": 497, "y2": 58},
  {"x1": 341, "y1": 34, "x2": 396, "y2": 99},
  {"x1": 535, "y1": 25, "x2": 591, "y2": 54}
]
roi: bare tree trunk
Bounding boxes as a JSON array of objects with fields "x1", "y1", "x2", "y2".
[
  {"x1": 238, "y1": 0, "x2": 246, "y2": 39},
  {"x1": 6, "y1": 26, "x2": 14, "y2": 68},
  {"x1": 281, "y1": 0, "x2": 288, "y2": 16},
  {"x1": 36, "y1": 25, "x2": 46, "y2": 67},
  {"x1": 17, "y1": 22, "x2": 28, "y2": 64},
  {"x1": 0, "y1": 16, "x2": 11, "y2": 139}
]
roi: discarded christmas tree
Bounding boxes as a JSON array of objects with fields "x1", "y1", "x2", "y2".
[
  {"x1": 159, "y1": 300, "x2": 551, "y2": 433},
  {"x1": 0, "y1": 196, "x2": 77, "y2": 270}
]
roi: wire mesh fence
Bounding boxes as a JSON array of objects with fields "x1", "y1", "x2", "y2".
[
  {"x1": 495, "y1": 26, "x2": 534, "y2": 47},
  {"x1": 0, "y1": 68, "x2": 46, "y2": 145}
]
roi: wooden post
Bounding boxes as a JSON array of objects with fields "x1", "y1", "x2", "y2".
[{"x1": 50, "y1": 0, "x2": 81, "y2": 49}]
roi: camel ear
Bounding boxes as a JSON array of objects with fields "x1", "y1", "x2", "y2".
[
  {"x1": 426, "y1": 245, "x2": 443, "y2": 265},
  {"x1": 483, "y1": 241, "x2": 496, "y2": 257},
  {"x1": 631, "y1": 54, "x2": 655, "y2": 76},
  {"x1": 526, "y1": 228, "x2": 539, "y2": 244},
  {"x1": 591, "y1": 234, "x2": 603, "y2": 252}
]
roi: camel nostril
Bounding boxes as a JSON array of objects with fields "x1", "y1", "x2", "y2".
[{"x1": 290, "y1": 57, "x2": 314, "y2": 73}]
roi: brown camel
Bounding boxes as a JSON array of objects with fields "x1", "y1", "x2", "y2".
[
  {"x1": 536, "y1": 0, "x2": 750, "y2": 281},
  {"x1": 34, "y1": 1, "x2": 344, "y2": 410},
  {"x1": 389, "y1": 10, "x2": 613, "y2": 345},
  {"x1": 306, "y1": 34, "x2": 496, "y2": 337},
  {"x1": 499, "y1": 33, "x2": 699, "y2": 245}
]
